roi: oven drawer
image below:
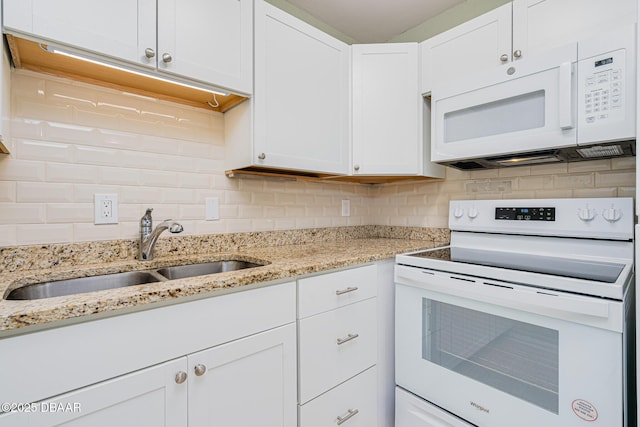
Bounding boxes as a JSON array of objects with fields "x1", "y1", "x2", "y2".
[
  {"x1": 298, "y1": 264, "x2": 377, "y2": 318},
  {"x1": 299, "y1": 366, "x2": 377, "y2": 427},
  {"x1": 396, "y1": 387, "x2": 474, "y2": 427},
  {"x1": 298, "y1": 297, "x2": 377, "y2": 403}
]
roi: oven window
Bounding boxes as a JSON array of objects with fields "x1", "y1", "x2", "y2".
[{"x1": 422, "y1": 299, "x2": 559, "y2": 414}]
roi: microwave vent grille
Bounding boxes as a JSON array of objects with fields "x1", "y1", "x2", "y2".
[{"x1": 576, "y1": 145, "x2": 624, "y2": 158}]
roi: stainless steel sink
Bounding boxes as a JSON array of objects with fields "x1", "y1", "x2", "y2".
[
  {"x1": 5, "y1": 271, "x2": 165, "y2": 300},
  {"x1": 5, "y1": 259, "x2": 267, "y2": 300},
  {"x1": 156, "y1": 260, "x2": 265, "y2": 280}
]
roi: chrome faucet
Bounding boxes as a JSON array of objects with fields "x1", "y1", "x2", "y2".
[{"x1": 139, "y1": 208, "x2": 183, "y2": 261}]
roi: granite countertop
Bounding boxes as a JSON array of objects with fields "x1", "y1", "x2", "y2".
[{"x1": 0, "y1": 234, "x2": 446, "y2": 336}]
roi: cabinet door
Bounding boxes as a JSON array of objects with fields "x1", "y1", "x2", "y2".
[
  {"x1": 0, "y1": 411, "x2": 28, "y2": 427},
  {"x1": 253, "y1": 0, "x2": 349, "y2": 175},
  {"x1": 157, "y1": 0, "x2": 252, "y2": 94},
  {"x1": 29, "y1": 358, "x2": 188, "y2": 427},
  {"x1": 352, "y1": 43, "x2": 420, "y2": 175},
  {"x1": 513, "y1": 0, "x2": 637, "y2": 60},
  {"x1": 188, "y1": 323, "x2": 297, "y2": 427},
  {"x1": 419, "y1": 3, "x2": 512, "y2": 94},
  {"x1": 3, "y1": 0, "x2": 157, "y2": 68}
]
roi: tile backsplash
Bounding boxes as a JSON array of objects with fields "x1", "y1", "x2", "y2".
[{"x1": 0, "y1": 70, "x2": 635, "y2": 246}]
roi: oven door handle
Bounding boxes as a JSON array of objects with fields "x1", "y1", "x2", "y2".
[{"x1": 396, "y1": 266, "x2": 610, "y2": 320}]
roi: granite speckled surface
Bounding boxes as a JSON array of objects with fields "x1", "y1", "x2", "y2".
[{"x1": 0, "y1": 226, "x2": 449, "y2": 335}]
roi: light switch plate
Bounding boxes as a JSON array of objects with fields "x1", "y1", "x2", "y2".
[
  {"x1": 205, "y1": 197, "x2": 220, "y2": 221},
  {"x1": 341, "y1": 199, "x2": 350, "y2": 217},
  {"x1": 94, "y1": 194, "x2": 118, "y2": 224}
]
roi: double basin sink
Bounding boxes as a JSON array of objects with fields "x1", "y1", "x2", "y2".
[{"x1": 5, "y1": 260, "x2": 266, "y2": 301}]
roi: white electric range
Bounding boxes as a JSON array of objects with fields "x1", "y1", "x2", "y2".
[{"x1": 395, "y1": 197, "x2": 635, "y2": 427}]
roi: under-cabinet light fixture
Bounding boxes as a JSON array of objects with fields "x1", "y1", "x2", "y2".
[{"x1": 46, "y1": 45, "x2": 230, "y2": 97}]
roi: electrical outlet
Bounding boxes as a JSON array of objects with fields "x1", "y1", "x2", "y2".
[
  {"x1": 341, "y1": 199, "x2": 350, "y2": 217},
  {"x1": 94, "y1": 194, "x2": 118, "y2": 224}
]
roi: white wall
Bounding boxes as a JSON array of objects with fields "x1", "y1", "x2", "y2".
[{"x1": 0, "y1": 70, "x2": 635, "y2": 246}]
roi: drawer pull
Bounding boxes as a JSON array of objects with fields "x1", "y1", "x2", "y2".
[
  {"x1": 335, "y1": 286, "x2": 358, "y2": 296},
  {"x1": 336, "y1": 408, "x2": 359, "y2": 425},
  {"x1": 336, "y1": 333, "x2": 359, "y2": 345}
]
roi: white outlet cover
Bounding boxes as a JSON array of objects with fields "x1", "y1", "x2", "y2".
[
  {"x1": 94, "y1": 193, "x2": 118, "y2": 224},
  {"x1": 205, "y1": 197, "x2": 220, "y2": 221}
]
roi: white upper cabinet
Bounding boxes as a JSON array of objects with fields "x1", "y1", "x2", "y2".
[
  {"x1": 421, "y1": 0, "x2": 637, "y2": 94},
  {"x1": 512, "y1": 0, "x2": 637, "y2": 61},
  {"x1": 420, "y1": 3, "x2": 511, "y2": 94},
  {"x1": 226, "y1": 0, "x2": 349, "y2": 175},
  {"x1": 3, "y1": 0, "x2": 155, "y2": 68},
  {"x1": 352, "y1": 43, "x2": 444, "y2": 177},
  {"x1": 2, "y1": 0, "x2": 253, "y2": 95},
  {"x1": 157, "y1": 0, "x2": 252, "y2": 94}
]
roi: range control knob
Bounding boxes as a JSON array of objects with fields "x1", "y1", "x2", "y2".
[
  {"x1": 468, "y1": 207, "x2": 479, "y2": 219},
  {"x1": 453, "y1": 207, "x2": 464, "y2": 219},
  {"x1": 578, "y1": 207, "x2": 596, "y2": 222},
  {"x1": 603, "y1": 208, "x2": 622, "y2": 222}
]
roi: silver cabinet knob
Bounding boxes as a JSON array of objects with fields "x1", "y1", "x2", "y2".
[
  {"x1": 257, "y1": 153, "x2": 266, "y2": 160},
  {"x1": 145, "y1": 48, "x2": 156, "y2": 59},
  {"x1": 513, "y1": 50, "x2": 522, "y2": 59},
  {"x1": 194, "y1": 364, "x2": 207, "y2": 376},
  {"x1": 175, "y1": 371, "x2": 187, "y2": 384},
  {"x1": 353, "y1": 164, "x2": 360, "y2": 171},
  {"x1": 162, "y1": 53, "x2": 173, "y2": 63},
  {"x1": 500, "y1": 53, "x2": 509, "y2": 62}
]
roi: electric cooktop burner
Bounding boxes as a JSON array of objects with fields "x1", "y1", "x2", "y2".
[{"x1": 408, "y1": 246, "x2": 625, "y2": 283}]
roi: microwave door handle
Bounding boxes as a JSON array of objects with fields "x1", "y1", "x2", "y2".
[{"x1": 558, "y1": 61, "x2": 574, "y2": 130}]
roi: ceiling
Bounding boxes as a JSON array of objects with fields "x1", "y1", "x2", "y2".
[{"x1": 286, "y1": 0, "x2": 465, "y2": 43}]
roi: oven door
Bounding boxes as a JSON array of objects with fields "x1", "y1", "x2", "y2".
[
  {"x1": 431, "y1": 43, "x2": 577, "y2": 164},
  {"x1": 395, "y1": 265, "x2": 625, "y2": 427}
]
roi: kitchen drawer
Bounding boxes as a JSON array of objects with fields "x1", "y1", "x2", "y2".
[
  {"x1": 298, "y1": 264, "x2": 377, "y2": 318},
  {"x1": 299, "y1": 366, "x2": 378, "y2": 427},
  {"x1": 298, "y1": 297, "x2": 377, "y2": 403}
]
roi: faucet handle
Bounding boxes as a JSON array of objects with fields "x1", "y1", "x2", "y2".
[{"x1": 169, "y1": 222, "x2": 184, "y2": 233}]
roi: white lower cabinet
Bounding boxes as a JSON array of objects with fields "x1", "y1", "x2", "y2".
[
  {"x1": 30, "y1": 358, "x2": 188, "y2": 427},
  {"x1": 298, "y1": 297, "x2": 377, "y2": 403},
  {"x1": 0, "y1": 281, "x2": 297, "y2": 427},
  {"x1": 297, "y1": 264, "x2": 383, "y2": 426},
  {"x1": 299, "y1": 366, "x2": 378, "y2": 427},
  {"x1": 188, "y1": 323, "x2": 297, "y2": 427}
]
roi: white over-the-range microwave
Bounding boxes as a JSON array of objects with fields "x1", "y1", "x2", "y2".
[{"x1": 430, "y1": 25, "x2": 636, "y2": 170}]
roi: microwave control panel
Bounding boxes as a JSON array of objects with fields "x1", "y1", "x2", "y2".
[{"x1": 578, "y1": 48, "x2": 626, "y2": 126}]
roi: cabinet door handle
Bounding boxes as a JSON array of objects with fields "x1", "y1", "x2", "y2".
[
  {"x1": 336, "y1": 408, "x2": 359, "y2": 425},
  {"x1": 162, "y1": 53, "x2": 173, "y2": 63},
  {"x1": 499, "y1": 53, "x2": 509, "y2": 62},
  {"x1": 145, "y1": 48, "x2": 156, "y2": 59},
  {"x1": 258, "y1": 152, "x2": 266, "y2": 160},
  {"x1": 513, "y1": 49, "x2": 522, "y2": 59},
  {"x1": 335, "y1": 286, "x2": 358, "y2": 296},
  {"x1": 336, "y1": 333, "x2": 359, "y2": 345},
  {"x1": 194, "y1": 364, "x2": 207, "y2": 376},
  {"x1": 175, "y1": 371, "x2": 187, "y2": 384}
]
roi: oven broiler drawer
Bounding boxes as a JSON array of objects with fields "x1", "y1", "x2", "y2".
[{"x1": 396, "y1": 387, "x2": 474, "y2": 427}]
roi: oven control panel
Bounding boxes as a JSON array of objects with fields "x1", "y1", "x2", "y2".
[
  {"x1": 449, "y1": 198, "x2": 633, "y2": 240},
  {"x1": 495, "y1": 207, "x2": 555, "y2": 221}
]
